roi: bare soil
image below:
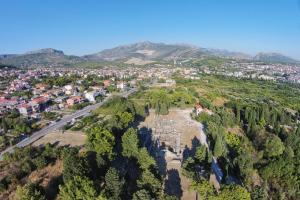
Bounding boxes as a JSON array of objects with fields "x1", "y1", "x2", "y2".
[{"x1": 33, "y1": 130, "x2": 86, "y2": 147}]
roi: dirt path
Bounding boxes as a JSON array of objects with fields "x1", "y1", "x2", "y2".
[{"x1": 164, "y1": 152, "x2": 196, "y2": 200}]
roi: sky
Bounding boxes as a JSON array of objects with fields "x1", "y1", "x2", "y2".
[{"x1": 0, "y1": 0, "x2": 300, "y2": 59}]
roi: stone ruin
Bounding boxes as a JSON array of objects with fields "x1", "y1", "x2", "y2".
[{"x1": 152, "y1": 116, "x2": 181, "y2": 155}]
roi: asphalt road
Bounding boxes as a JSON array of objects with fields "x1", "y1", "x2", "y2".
[{"x1": 0, "y1": 88, "x2": 137, "y2": 159}]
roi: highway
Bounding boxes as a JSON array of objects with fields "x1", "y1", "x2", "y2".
[{"x1": 0, "y1": 88, "x2": 137, "y2": 158}]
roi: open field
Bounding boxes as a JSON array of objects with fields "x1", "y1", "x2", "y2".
[
  {"x1": 177, "y1": 75, "x2": 300, "y2": 110},
  {"x1": 33, "y1": 130, "x2": 86, "y2": 147}
]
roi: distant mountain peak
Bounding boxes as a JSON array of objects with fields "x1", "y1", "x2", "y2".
[
  {"x1": 0, "y1": 48, "x2": 81, "y2": 67},
  {"x1": 25, "y1": 48, "x2": 64, "y2": 55},
  {"x1": 254, "y1": 52, "x2": 298, "y2": 63},
  {"x1": 1, "y1": 41, "x2": 298, "y2": 67}
]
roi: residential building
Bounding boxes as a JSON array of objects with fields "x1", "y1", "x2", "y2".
[
  {"x1": 18, "y1": 104, "x2": 33, "y2": 116},
  {"x1": 66, "y1": 96, "x2": 85, "y2": 106}
]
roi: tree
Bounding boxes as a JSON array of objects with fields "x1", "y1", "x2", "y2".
[
  {"x1": 0, "y1": 135, "x2": 6, "y2": 146},
  {"x1": 104, "y1": 167, "x2": 125, "y2": 200},
  {"x1": 122, "y1": 128, "x2": 139, "y2": 158},
  {"x1": 33, "y1": 156, "x2": 47, "y2": 170},
  {"x1": 217, "y1": 184, "x2": 251, "y2": 200},
  {"x1": 62, "y1": 148, "x2": 89, "y2": 182},
  {"x1": 296, "y1": 124, "x2": 300, "y2": 136},
  {"x1": 233, "y1": 150, "x2": 253, "y2": 178},
  {"x1": 264, "y1": 135, "x2": 285, "y2": 158},
  {"x1": 225, "y1": 132, "x2": 241, "y2": 153},
  {"x1": 182, "y1": 157, "x2": 195, "y2": 178},
  {"x1": 14, "y1": 183, "x2": 46, "y2": 200},
  {"x1": 235, "y1": 105, "x2": 241, "y2": 124},
  {"x1": 1, "y1": 118, "x2": 8, "y2": 133},
  {"x1": 195, "y1": 145, "x2": 207, "y2": 163},
  {"x1": 132, "y1": 189, "x2": 152, "y2": 200},
  {"x1": 158, "y1": 101, "x2": 169, "y2": 115},
  {"x1": 137, "y1": 170, "x2": 161, "y2": 198},
  {"x1": 59, "y1": 176, "x2": 98, "y2": 200},
  {"x1": 251, "y1": 185, "x2": 268, "y2": 200},
  {"x1": 86, "y1": 125, "x2": 115, "y2": 159},
  {"x1": 190, "y1": 180, "x2": 215, "y2": 199},
  {"x1": 137, "y1": 147, "x2": 156, "y2": 170},
  {"x1": 213, "y1": 136, "x2": 227, "y2": 158},
  {"x1": 117, "y1": 111, "x2": 134, "y2": 129}
]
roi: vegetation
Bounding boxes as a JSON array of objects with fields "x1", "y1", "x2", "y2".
[
  {"x1": 130, "y1": 87, "x2": 196, "y2": 115},
  {"x1": 0, "y1": 96, "x2": 163, "y2": 199},
  {"x1": 15, "y1": 183, "x2": 46, "y2": 200},
  {"x1": 31, "y1": 74, "x2": 80, "y2": 88},
  {"x1": 175, "y1": 74, "x2": 300, "y2": 110},
  {"x1": 42, "y1": 111, "x2": 60, "y2": 121},
  {"x1": 1, "y1": 74, "x2": 300, "y2": 199},
  {"x1": 180, "y1": 76, "x2": 300, "y2": 200},
  {"x1": 0, "y1": 109, "x2": 37, "y2": 147},
  {"x1": 71, "y1": 102, "x2": 91, "y2": 110},
  {"x1": 190, "y1": 57, "x2": 230, "y2": 69}
]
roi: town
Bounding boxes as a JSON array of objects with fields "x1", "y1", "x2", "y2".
[{"x1": 1, "y1": 61, "x2": 300, "y2": 153}]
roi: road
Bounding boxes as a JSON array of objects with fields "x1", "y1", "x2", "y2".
[{"x1": 0, "y1": 88, "x2": 137, "y2": 158}]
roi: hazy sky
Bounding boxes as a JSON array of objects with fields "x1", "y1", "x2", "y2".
[{"x1": 1, "y1": 0, "x2": 299, "y2": 59}]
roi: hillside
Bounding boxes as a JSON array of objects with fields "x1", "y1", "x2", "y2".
[
  {"x1": 254, "y1": 52, "x2": 299, "y2": 64},
  {"x1": 0, "y1": 48, "x2": 83, "y2": 67},
  {"x1": 84, "y1": 41, "x2": 253, "y2": 63},
  {"x1": 0, "y1": 42, "x2": 299, "y2": 67},
  {"x1": 84, "y1": 41, "x2": 203, "y2": 62}
]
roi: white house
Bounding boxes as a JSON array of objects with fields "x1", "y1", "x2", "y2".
[
  {"x1": 116, "y1": 82, "x2": 126, "y2": 90},
  {"x1": 85, "y1": 91, "x2": 100, "y2": 102},
  {"x1": 64, "y1": 85, "x2": 73, "y2": 95}
]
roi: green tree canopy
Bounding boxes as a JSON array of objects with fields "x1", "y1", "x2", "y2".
[
  {"x1": 195, "y1": 145, "x2": 208, "y2": 163},
  {"x1": 62, "y1": 148, "x2": 89, "y2": 182},
  {"x1": 14, "y1": 183, "x2": 46, "y2": 200},
  {"x1": 132, "y1": 189, "x2": 152, "y2": 200},
  {"x1": 217, "y1": 184, "x2": 251, "y2": 200},
  {"x1": 190, "y1": 180, "x2": 215, "y2": 199},
  {"x1": 59, "y1": 176, "x2": 98, "y2": 200},
  {"x1": 137, "y1": 147, "x2": 156, "y2": 170},
  {"x1": 122, "y1": 128, "x2": 139, "y2": 158},
  {"x1": 104, "y1": 167, "x2": 125, "y2": 200},
  {"x1": 137, "y1": 170, "x2": 161, "y2": 198},
  {"x1": 213, "y1": 136, "x2": 227, "y2": 158},
  {"x1": 264, "y1": 135, "x2": 285, "y2": 158},
  {"x1": 86, "y1": 125, "x2": 115, "y2": 159}
]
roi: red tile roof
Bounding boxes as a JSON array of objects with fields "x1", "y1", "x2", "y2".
[
  {"x1": 31, "y1": 96, "x2": 48, "y2": 104},
  {"x1": 19, "y1": 104, "x2": 32, "y2": 109}
]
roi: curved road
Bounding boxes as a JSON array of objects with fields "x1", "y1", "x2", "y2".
[{"x1": 0, "y1": 88, "x2": 137, "y2": 159}]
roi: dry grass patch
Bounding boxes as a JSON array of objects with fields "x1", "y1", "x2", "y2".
[
  {"x1": 227, "y1": 126, "x2": 244, "y2": 137},
  {"x1": 212, "y1": 97, "x2": 228, "y2": 107},
  {"x1": 33, "y1": 131, "x2": 86, "y2": 147}
]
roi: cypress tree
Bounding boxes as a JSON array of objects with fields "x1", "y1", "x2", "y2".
[{"x1": 213, "y1": 136, "x2": 226, "y2": 158}]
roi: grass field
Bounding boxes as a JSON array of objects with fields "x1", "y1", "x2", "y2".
[{"x1": 176, "y1": 75, "x2": 300, "y2": 111}]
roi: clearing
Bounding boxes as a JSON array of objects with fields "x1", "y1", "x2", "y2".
[{"x1": 33, "y1": 130, "x2": 86, "y2": 147}]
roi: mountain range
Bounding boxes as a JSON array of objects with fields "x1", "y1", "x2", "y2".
[{"x1": 0, "y1": 42, "x2": 298, "y2": 67}]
